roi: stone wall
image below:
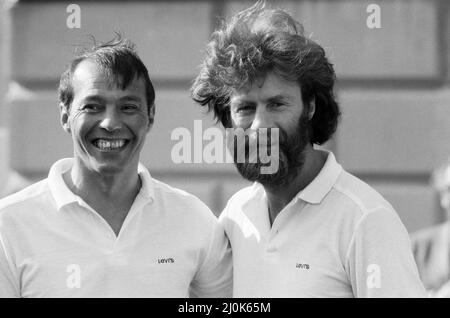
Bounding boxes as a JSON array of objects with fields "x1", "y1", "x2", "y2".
[{"x1": 1, "y1": 0, "x2": 449, "y2": 231}]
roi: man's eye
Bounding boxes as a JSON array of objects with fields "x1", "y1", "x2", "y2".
[
  {"x1": 270, "y1": 102, "x2": 285, "y2": 108},
  {"x1": 122, "y1": 104, "x2": 139, "y2": 111},
  {"x1": 82, "y1": 104, "x2": 101, "y2": 111},
  {"x1": 236, "y1": 106, "x2": 254, "y2": 114}
]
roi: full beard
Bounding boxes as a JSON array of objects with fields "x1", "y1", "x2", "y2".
[{"x1": 233, "y1": 114, "x2": 310, "y2": 187}]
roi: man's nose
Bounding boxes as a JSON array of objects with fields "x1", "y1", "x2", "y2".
[
  {"x1": 99, "y1": 108, "x2": 122, "y2": 132},
  {"x1": 250, "y1": 107, "x2": 275, "y2": 130}
]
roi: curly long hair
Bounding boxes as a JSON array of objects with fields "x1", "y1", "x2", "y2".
[{"x1": 191, "y1": 1, "x2": 340, "y2": 145}]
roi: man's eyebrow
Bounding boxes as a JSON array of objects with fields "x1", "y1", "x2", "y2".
[
  {"x1": 230, "y1": 94, "x2": 293, "y2": 106},
  {"x1": 230, "y1": 97, "x2": 255, "y2": 106},
  {"x1": 82, "y1": 96, "x2": 105, "y2": 103},
  {"x1": 118, "y1": 96, "x2": 143, "y2": 103},
  {"x1": 265, "y1": 94, "x2": 291, "y2": 103}
]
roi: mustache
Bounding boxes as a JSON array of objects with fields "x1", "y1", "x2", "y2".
[
  {"x1": 229, "y1": 128, "x2": 287, "y2": 157},
  {"x1": 231, "y1": 113, "x2": 311, "y2": 186}
]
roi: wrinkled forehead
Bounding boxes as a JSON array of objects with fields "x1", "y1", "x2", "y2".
[
  {"x1": 230, "y1": 71, "x2": 301, "y2": 101},
  {"x1": 231, "y1": 77, "x2": 264, "y2": 97}
]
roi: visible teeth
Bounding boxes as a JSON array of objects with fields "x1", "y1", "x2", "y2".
[
  {"x1": 101, "y1": 141, "x2": 110, "y2": 148},
  {"x1": 94, "y1": 139, "x2": 126, "y2": 150}
]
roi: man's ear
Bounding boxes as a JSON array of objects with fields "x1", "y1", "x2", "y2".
[
  {"x1": 147, "y1": 104, "x2": 155, "y2": 131},
  {"x1": 60, "y1": 103, "x2": 71, "y2": 133},
  {"x1": 308, "y1": 98, "x2": 316, "y2": 121}
]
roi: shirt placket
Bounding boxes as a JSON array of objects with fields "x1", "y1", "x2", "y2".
[
  {"x1": 265, "y1": 198, "x2": 304, "y2": 255},
  {"x1": 76, "y1": 199, "x2": 117, "y2": 248}
]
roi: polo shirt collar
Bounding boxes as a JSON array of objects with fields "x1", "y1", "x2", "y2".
[
  {"x1": 48, "y1": 158, "x2": 78, "y2": 210},
  {"x1": 248, "y1": 150, "x2": 342, "y2": 207},
  {"x1": 297, "y1": 151, "x2": 342, "y2": 204},
  {"x1": 137, "y1": 162, "x2": 155, "y2": 201},
  {"x1": 48, "y1": 158, "x2": 155, "y2": 211}
]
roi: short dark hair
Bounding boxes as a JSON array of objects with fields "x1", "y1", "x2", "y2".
[
  {"x1": 191, "y1": 1, "x2": 340, "y2": 145},
  {"x1": 58, "y1": 35, "x2": 155, "y2": 121}
]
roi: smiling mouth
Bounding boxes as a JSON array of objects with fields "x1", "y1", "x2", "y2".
[{"x1": 92, "y1": 139, "x2": 130, "y2": 151}]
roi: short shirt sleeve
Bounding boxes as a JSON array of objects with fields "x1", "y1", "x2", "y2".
[
  {"x1": 346, "y1": 207, "x2": 426, "y2": 297},
  {"x1": 189, "y1": 210, "x2": 233, "y2": 298},
  {"x1": 0, "y1": 231, "x2": 20, "y2": 297}
]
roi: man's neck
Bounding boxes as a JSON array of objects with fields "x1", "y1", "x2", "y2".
[
  {"x1": 63, "y1": 160, "x2": 141, "y2": 235},
  {"x1": 69, "y1": 161, "x2": 140, "y2": 200},
  {"x1": 263, "y1": 147, "x2": 327, "y2": 226}
]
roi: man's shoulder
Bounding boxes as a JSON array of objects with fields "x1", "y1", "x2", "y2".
[
  {"x1": 0, "y1": 179, "x2": 50, "y2": 219},
  {"x1": 152, "y1": 178, "x2": 202, "y2": 202},
  {"x1": 331, "y1": 169, "x2": 395, "y2": 216},
  {"x1": 226, "y1": 184, "x2": 257, "y2": 205},
  {"x1": 220, "y1": 184, "x2": 258, "y2": 219},
  {"x1": 150, "y1": 178, "x2": 215, "y2": 218},
  {"x1": 230, "y1": 183, "x2": 256, "y2": 198},
  {"x1": 0, "y1": 179, "x2": 49, "y2": 210}
]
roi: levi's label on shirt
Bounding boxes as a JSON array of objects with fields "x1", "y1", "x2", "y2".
[
  {"x1": 295, "y1": 263, "x2": 310, "y2": 269},
  {"x1": 157, "y1": 257, "x2": 175, "y2": 264}
]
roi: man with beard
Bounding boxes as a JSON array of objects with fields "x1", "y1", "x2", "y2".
[{"x1": 191, "y1": 1, "x2": 426, "y2": 297}]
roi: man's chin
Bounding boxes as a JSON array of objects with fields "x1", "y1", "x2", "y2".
[
  {"x1": 89, "y1": 159, "x2": 127, "y2": 175},
  {"x1": 235, "y1": 162, "x2": 294, "y2": 187}
]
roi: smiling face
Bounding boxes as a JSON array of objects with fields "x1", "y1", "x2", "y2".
[
  {"x1": 228, "y1": 71, "x2": 312, "y2": 185},
  {"x1": 61, "y1": 59, "x2": 152, "y2": 175}
]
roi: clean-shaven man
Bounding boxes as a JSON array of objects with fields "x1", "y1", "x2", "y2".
[{"x1": 0, "y1": 37, "x2": 232, "y2": 297}]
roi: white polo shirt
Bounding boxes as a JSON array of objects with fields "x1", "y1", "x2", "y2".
[
  {"x1": 0, "y1": 159, "x2": 232, "y2": 298},
  {"x1": 220, "y1": 151, "x2": 426, "y2": 297}
]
